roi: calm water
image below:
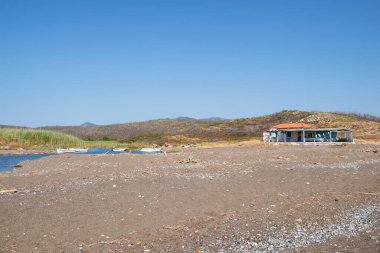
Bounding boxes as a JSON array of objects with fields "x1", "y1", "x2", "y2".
[
  {"x1": 0, "y1": 153, "x2": 53, "y2": 172},
  {"x1": 0, "y1": 148, "x2": 158, "y2": 172}
]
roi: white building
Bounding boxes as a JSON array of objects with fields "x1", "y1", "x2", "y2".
[{"x1": 263, "y1": 123, "x2": 353, "y2": 143}]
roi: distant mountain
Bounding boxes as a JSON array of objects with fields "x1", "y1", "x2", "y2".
[
  {"x1": 0, "y1": 125, "x2": 27, "y2": 129},
  {"x1": 175, "y1": 117, "x2": 196, "y2": 121},
  {"x1": 200, "y1": 117, "x2": 226, "y2": 121},
  {"x1": 80, "y1": 122, "x2": 97, "y2": 127},
  {"x1": 158, "y1": 116, "x2": 226, "y2": 121},
  {"x1": 172, "y1": 116, "x2": 226, "y2": 121}
]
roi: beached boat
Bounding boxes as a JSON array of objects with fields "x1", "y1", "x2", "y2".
[
  {"x1": 140, "y1": 148, "x2": 162, "y2": 153},
  {"x1": 112, "y1": 148, "x2": 126, "y2": 152},
  {"x1": 56, "y1": 148, "x2": 88, "y2": 154}
]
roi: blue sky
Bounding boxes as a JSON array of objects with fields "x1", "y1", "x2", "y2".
[{"x1": 1, "y1": 0, "x2": 379, "y2": 127}]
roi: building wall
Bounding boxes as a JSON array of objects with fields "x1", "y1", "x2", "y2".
[
  {"x1": 287, "y1": 131, "x2": 300, "y2": 141},
  {"x1": 263, "y1": 129, "x2": 353, "y2": 143}
]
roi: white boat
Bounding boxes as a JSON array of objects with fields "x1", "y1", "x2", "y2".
[
  {"x1": 140, "y1": 148, "x2": 162, "y2": 153},
  {"x1": 57, "y1": 148, "x2": 88, "y2": 154},
  {"x1": 112, "y1": 148, "x2": 126, "y2": 152}
]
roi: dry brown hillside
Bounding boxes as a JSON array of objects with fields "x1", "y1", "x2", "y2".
[
  {"x1": 41, "y1": 110, "x2": 380, "y2": 144},
  {"x1": 299, "y1": 112, "x2": 380, "y2": 142}
]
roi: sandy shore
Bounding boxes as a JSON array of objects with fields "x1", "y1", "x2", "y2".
[{"x1": 0, "y1": 144, "x2": 379, "y2": 252}]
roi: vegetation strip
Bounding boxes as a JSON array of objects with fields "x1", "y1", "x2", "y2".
[{"x1": 0, "y1": 128, "x2": 83, "y2": 148}]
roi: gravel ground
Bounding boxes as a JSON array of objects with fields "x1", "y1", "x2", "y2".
[{"x1": 0, "y1": 144, "x2": 379, "y2": 252}]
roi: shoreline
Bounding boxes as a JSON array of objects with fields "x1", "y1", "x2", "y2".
[{"x1": 0, "y1": 149, "x2": 55, "y2": 155}]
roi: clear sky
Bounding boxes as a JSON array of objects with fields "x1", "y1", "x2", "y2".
[{"x1": 1, "y1": 0, "x2": 379, "y2": 127}]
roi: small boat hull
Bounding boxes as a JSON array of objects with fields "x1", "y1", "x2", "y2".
[
  {"x1": 57, "y1": 148, "x2": 88, "y2": 154},
  {"x1": 112, "y1": 148, "x2": 126, "y2": 152},
  {"x1": 140, "y1": 148, "x2": 162, "y2": 153}
]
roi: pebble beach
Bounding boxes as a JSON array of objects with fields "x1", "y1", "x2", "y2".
[{"x1": 0, "y1": 144, "x2": 379, "y2": 252}]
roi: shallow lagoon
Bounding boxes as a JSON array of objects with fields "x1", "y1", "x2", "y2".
[
  {"x1": 0, "y1": 148, "x2": 155, "y2": 172},
  {"x1": 0, "y1": 153, "x2": 52, "y2": 172}
]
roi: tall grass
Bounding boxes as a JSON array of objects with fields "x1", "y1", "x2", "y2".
[
  {"x1": 82, "y1": 140, "x2": 121, "y2": 148},
  {"x1": 0, "y1": 128, "x2": 84, "y2": 148}
]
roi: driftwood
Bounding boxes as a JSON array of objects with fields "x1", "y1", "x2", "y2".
[
  {"x1": 178, "y1": 158, "x2": 198, "y2": 164},
  {"x1": 0, "y1": 189, "x2": 17, "y2": 194}
]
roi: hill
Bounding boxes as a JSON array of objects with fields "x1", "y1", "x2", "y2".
[
  {"x1": 80, "y1": 122, "x2": 97, "y2": 127},
  {"x1": 41, "y1": 110, "x2": 380, "y2": 145},
  {"x1": 42, "y1": 119, "x2": 213, "y2": 143},
  {"x1": 0, "y1": 125, "x2": 27, "y2": 129}
]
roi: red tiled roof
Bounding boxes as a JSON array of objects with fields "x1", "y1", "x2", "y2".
[{"x1": 272, "y1": 123, "x2": 313, "y2": 129}]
